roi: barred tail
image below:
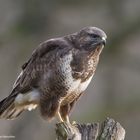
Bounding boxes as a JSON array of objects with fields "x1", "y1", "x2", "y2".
[{"x1": 0, "y1": 95, "x2": 24, "y2": 120}]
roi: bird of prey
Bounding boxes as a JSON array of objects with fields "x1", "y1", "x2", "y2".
[{"x1": 0, "y1": 27, "x2": 106, "y2": 123}]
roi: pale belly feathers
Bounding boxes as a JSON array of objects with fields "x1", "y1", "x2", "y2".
[
  {"x1": 78, "y1": 75, "x2": 93, "y2": 93},
  {"x1": 61, "y1": 75, "x2": 93, "y2": 105}
]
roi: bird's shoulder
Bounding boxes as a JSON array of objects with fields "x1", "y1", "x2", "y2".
[
  {"x1": 22, "y1": 37, "x2": 72, "y2": 70},
  {"x1": 12, "y1": 37, "x2": 73, "y2": 92}
]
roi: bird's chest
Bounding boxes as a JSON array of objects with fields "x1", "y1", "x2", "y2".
[
  {"x1": 61, "y1": 75, "x2": 93, "y2": 105},
  {"x1": 60, "y1": 56, "x2": 97, "y2": 104},
  {"x1": 56, "y1": 55, "x2": 93, "y2": 93},
  {"x1": 77, "y1": 75, "x2": 93, "y2": 93},
  {"x1": 53, "y1": 53, "x2": 96, "y2": 92},
  {"x1": 42, "y1": 52, "x2": 95, "y2": 100},
  {"x1": 44, "y1": 53, "x2": 80, "y2": 94},
  {"x1": 71, "y1": 56, "x2": 98, "y2": 82}
]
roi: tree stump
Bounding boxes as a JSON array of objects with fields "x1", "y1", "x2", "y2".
[{"x1": 55, "y1": 118, "x2": 125, "y2": 140}]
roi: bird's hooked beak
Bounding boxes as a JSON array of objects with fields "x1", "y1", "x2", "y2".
[
  {"x1": 91, "y1": 37, "x2": 106, "y2": 48},
  {"x1": 88, "y1": 36, "x2": 106, "y2": 53},
  {"x1": 101, "y1": 37, "x2": 106, "y2": 46}
]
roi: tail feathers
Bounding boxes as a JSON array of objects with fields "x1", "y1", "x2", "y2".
[{"x1": 0, "y1": 96, "x2": 24, "y2": 120}]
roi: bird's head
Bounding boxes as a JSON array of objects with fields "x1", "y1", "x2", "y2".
[{"x1": 74, "y1": 27, "x2": 107, "y2": 55}]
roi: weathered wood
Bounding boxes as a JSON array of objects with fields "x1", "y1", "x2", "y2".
[{"x1": 55, "y1": 118, "x2": 125, "y2": 140}]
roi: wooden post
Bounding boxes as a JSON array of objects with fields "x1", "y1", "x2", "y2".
[{"x1": 55, "y1": 118, "x2": 125, "y2": 140}]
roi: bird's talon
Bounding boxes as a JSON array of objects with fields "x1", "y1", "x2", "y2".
[{"x1": 72, "y1": 121, "x2": 77, "y2": 125}]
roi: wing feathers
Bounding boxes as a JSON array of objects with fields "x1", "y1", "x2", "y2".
[{"x1": 0, "y1": 38, "x2": 69, "y2": 120}]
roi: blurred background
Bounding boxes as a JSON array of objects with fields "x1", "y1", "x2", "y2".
[{"x1": 0, "y1": 0, "x2": 140, "y2": 139}]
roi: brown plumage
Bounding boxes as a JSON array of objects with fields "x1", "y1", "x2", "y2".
[{"x1": 0, "y1": 27, "x2": 107, "y2": 122}]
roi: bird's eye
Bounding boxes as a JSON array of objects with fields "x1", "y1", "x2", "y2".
[
  {"x1": 87, "y1": 33, "x2": 100, "y2": 38},
  {"x1": 91, "y1": 34, "x2": 99, "y2": 38}
]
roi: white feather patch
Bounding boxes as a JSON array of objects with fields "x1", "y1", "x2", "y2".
[
  {"x1": 78, "y1": 75, "x2": 93, "y2": 93},
  {"x1": 15, "y1": 89, "x2": 40, "y2": 111},
  {"x1": 25, "y1": 104, "x2": 38, "y2": 111}
]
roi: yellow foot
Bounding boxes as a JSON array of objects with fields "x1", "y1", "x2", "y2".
[
  {"x1": 65, "y1": 115, "x2": 71, "y2": 125},
  {"x1": 57, "y1": 112, "x2": 64, "y2": 122},
  {"x1": 72, "y1": 121, "x2": 77, "y2": 125}
]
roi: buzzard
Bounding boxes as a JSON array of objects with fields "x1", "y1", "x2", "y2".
[{"x1": 0, "y1": 27, "x2": 106, "y2": 123}]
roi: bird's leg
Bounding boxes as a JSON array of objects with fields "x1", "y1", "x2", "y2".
[
  {"x1": 56, "y1": 111, "x2": 70, "y2": 125},
  {"x1": 65, "y1": 115, "x2": 70, "y2": 124},
  {"x1": 59, "y1": 104, "x2": 72, "y2": 125},
  {"x1": 57, "y1": 111, "x2": 64, "y2": 122}
]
